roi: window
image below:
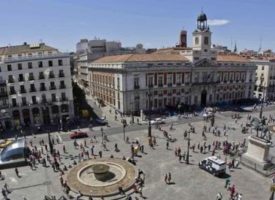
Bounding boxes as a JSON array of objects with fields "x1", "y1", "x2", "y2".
[
  {"x1": 60, "y1": 80, "x2": 65, "y2": 89},
  {"x1": 39, "y1": 72, "x2": 44, "y2": 79},
  {"x1": 7, "y1": 65, "x2": 12, "y2": 71},
  {"x1": 8, "y1": 75, "x2": 14, "y2": 83},
  {"x1": 38, "y1": 61, "x2": 43, "y2": 68},
  {"x1": 59, "y1": 70, "x2": 64, "y2": 77},
  {"x1": 48, "y1": 60, "x2": 53, "y2": 67},
  {"x1": 18, "y1": 74, "x2": 24, "y2": 82},
  {"x1": 9, "y1": 86, "x2": 15, "y2": 95},
  {"x1": 20, "y1": 85, "x2": 26, "y2": 93},
  {"x1": 30, "y1": 84, "x2": 36, "y2": 92},
  {"x1": 0, "y1": 67, "x2": 1, "y2": 72},
  {"x1": 22, "y1": 97, "x2": 27, "y2": 106},
  {"x1": 58, "y1": 59, "x2": 63, "y2": 66},
  {"x1": 40, "y1": 83, "x2": 46, "y2": 91},
  {"x1": 134, "y1": 77, "x2": 139, "y2": 89},
  {"x1": 204, "y1": 37, "x2": 209, "y2": 45},
  {"x1": 12, "y1": 98, "x2": 17, "y2": 107},
  {"x1": 148, "y1": 76, "x2": 153, "y2": 87},
  {"x1": 51, "y1": 93, "x2": 56, "y2": 102},
  {"x1": 158, "y1": 76, "x2": 163, "y2": 86},
  {"x1": 61, "y1": 92, "x2": 66, "y2": 101},
  {"x1": 117, "y1": 77, "x2": 120, "y2": 90},
  {"x1": 28, "y1": 62, "x2": 32, "y2": 69},
  {"x1": 29, "y1": 73, "x2": 34, "y2": 80},
  {"x1": 195, "y1": 37, "x2": 199, "y2": 45},
  {"x1": 32, "y1": 96, "x2": 37, "y2": 104},
  {"x1": 18, "y1": 63, "x2": 22, "y2": 70},
  {"x1": 41, "y1": 94, "x2": 47, "y2": 103}
]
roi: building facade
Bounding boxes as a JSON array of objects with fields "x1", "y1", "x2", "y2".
[
  {"x1": 0, "y1": 42, "x2": 74, "y2": 130},
  {"x1": 253, "y1": 59, "x2": 275, "y2": 101},
  {"x1": 87, "y1": 13, "x2": 257, "y2": 114}
]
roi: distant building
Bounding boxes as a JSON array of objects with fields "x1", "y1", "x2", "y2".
[
  {"x1": 0, "y1": 42, "x2": 74, "y2": 130},
  {"x1": 74, "y1": 38, "x2": 146, "y2": 91},
  {"x1": 212, "y1": 44, "x2": 231, "y2": 53},
  {"x1": 86, "y1": 12, "x2": 256, "y2": 114}
]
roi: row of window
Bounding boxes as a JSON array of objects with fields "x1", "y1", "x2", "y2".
[
  {"x1": 11, "y1": 92, "x2": 68, "y2": 107},
  {"x1": 9, "y1": 81, "x2": 67, "y2": 94},
  {"x1": 8, "y1": 70, "x2": 65, "y2": 83},
  {"x1": 4, "y1": 59, "x2": 63, "y2": 72}
]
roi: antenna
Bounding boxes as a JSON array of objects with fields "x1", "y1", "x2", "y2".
[{"x1": 258, "y1": 36, "x2": 262, "y2": 54}]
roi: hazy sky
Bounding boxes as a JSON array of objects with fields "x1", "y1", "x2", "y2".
[{"x1": 1, "y1": 0, "x2": 274, "y2": 52}]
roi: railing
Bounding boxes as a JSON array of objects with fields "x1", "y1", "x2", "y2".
[
  {"x1": 59, "y1": 73, "x2": 65, "y2": 78},
  {"x1": 49, "y1": 86, "x2": 56, "y2": 90},
  {"x1": 49, "y1": 74, "x2": 55, "y2": 79},
  {"x1": 60, "y1": 85, "x2": 66, "y2": 89},
  {"x1": 8, "y1": 79, "x2": 15, "y2": 83},
  {"x1": 29, "y1": 88, "x2": 36, "y2": 92},
  {"x1": 20, "y1": 89, "x2": 26, "y2": 93},
  {"x1": 39, "y1": 75, "x2": 45, "y2": 79},
  {"x1": 9, "y1": 91, "x2": 16, "y2": 95},
  {"x1": 134, "y1": 85, "x2": 140, "y2": 89},
  {"x1": 18, "y1": 77, "x2": 25, "y2": 82},
  {"x1": 40, "y1": 87, "x2": 46, "y2": 91}
]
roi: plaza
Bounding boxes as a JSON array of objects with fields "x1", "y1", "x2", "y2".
[{"x1": 0, "y1": 105, "x2": 273, "y2": 200}]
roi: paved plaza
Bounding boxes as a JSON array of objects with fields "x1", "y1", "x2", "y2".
[{"x1": 0, "y1": 107, "x2": 274, "y2": 199}]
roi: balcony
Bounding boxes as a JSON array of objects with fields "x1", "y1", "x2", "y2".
[
  {"x1": 29, "y1": 88, "x2": 36, "y2": 93},
  {"x1": 134, "y1": 85, "x2": 140, "y2": 90},
  {"x1": 176, "y1": 82, "x2": 181, "y2": 86},
  {"x1": 60, "y1": 84, "x2": 66, "y2": 89},
  {"x1": 41, "y1": 99, "x2": 47, "y2": 104},
  {"x1": 21, "y1": 102, "x2": 28, "y2": 106},
  {"x1": 29, "y1": 76, "x2": 35, "y2": 81},
  {"x1": 59, "y1": 73, "x2": 65, "y2": 78},
  {"x1": 8, "y1": 78, "x2": 15, "y2": 83},
  {"x1": 52, "y1": 98, "x2": 57, "y2": 102},
  {"x1": 18, "y1": 77, "x2": 25, "y2": 82},
  {"x1": 32, "y1": 101, "x2": 38, "y2": 105},
  {"x1": 49, "y1": 74, "x2": 55, "y2": 79},
  {"x1": 167, "y1": 93, "x2": 172, "y2": 96},
  {"x1": 40, "y1": 87, "x2": 46, "y2": 91},
  {"x1": 148, "y1": 84, "x2": 153, "y2": 88},
  {"x1": 12, "y1": 103, "x2": 18, "y2": 107},
  {"x1": 9, "y1": 90, "x2": 16, "y2": 95},
  {"x1": 50, "y1": 85, "x2": 56, "y2": 90},
  {"x1": 61, "y1": 97, "x2": 68, "y2": 102},
  {"x1": 158, "y1": 84, "x2": 163, "y2": 87},
  {"x1": 20, "y1": 89, "x2": 26, "y2": 94},
  {"x1": 167, "y1": 83, "x2": 172, "y2": 87},
  {"x1": 39, "y1": 75, "x2": 45, "y2": 79}
]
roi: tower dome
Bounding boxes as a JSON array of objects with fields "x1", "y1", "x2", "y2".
[{"x1": 197, "y1": 12, "x2": 207, "y2": 22}]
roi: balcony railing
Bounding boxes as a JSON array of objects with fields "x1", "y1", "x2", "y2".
[
  {"x1": 30, "y1": 88, "x2": 36, "y2": 92},
  {"x1": 60, "y1": 84, "x2": 66, "y2": 89},
  {"x1": 20, "y1": 89, "x2": 26, "y2": 93},
  {"x1": 52, "y1": 98, "x2": 57, "y2": 102},
  {"x1": 167, "y1": 83, "x2": 172, "y2": 87},
  {"x1": 9, "y1": 90, "x2": 16, "y2": 95},
  {"x1": 18, "y1": 77, "x2": 25, "y2": 82},
  {"x1": 61, "y1": 97, "x2": 68, "y2": 102},
  {"x1": 59, "y1": 73, "x2": 65, "y2": 78},
  {"x1": 134, "y1": 85, "x2": 140, "y2": 90},
  {"x1": 39, "y1": 75, "x2": 45, "y2": 79},
  {"x1": 158, "y1": 84, "x2": 163, "y2": 87},
  {"x1": 0, "y1": 92, "x2": 8, "y2": 97},
  {"x1": 8, "y1": 78, "x2": 15, "y2": 83},
  {"x1": 40, "y1": 87, "x2": 46, "y2": 91},
  {"x1": 49, "y1": 74, "x2": 55, "y2": 79},
  {"x1": 12, "y1": 103, "x2": 18, "y2": 107},
  {"x1": 29, "y1": 76, "x2": 35, "y2": 81},
  {"x1": 49, "y1": 85, "x2": 56, "y2": 90}
]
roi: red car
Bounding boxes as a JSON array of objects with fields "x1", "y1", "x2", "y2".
[{"x1": 70, "y1": 131, "x2": 88, "y2": 139}]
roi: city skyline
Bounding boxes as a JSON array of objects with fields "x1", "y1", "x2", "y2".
[{"x1": 1, "y1": 0, "x2": 274, "y2": 52}]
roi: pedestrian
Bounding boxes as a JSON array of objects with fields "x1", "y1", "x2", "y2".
[
  {"x1": 168, "y1": 172, "x2": 171, "y2": 184},
  {"x1": 15, "y1": 167, "x2": 19, "y2": 178},
  {"x1": 118, "y1": 186, "x2": 125, "y2": 196},
  {"x1": 99, "y1": 151, "x2": 102, "y2": 158},
  {"x1": 224, "y1": 178, "x2": 230, "y2": 189},
  {"x1": 166, "y1": 141, "x2": 169, "y2": 150},
  {"x1": 2, "y1": 188, "x2": 7, "y2": 198},
  {"x1": 3, "y1": 183, "x2": 10, "y2": 193},
  {"x1": 164, "y1": 174, "x2": 168, "y2": 184},
  {"x1": 63, "y1": 145, "x2": 66, "y2": 153}
]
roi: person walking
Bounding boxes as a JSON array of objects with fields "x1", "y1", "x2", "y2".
[
  {"x1": 166, "y1": 141, "x2": 169, "y2": 150},
  {"x1": 164, "y1": 174, "x2": 168, "y2": 184},
  {"x1": 15, "y1": 167, "x2": 20, "y2": 178},
  {"x1": 216, "y1": 192, "x2": 223, "y2": 200},
  {"x1": 168, "y1": 172, "x2": 171, "y2": 184}
]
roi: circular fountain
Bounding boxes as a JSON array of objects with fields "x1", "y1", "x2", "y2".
[{"x1": 66, "y1": 158, "x2": 136, "y2": 197}]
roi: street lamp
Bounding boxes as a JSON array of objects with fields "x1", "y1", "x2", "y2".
[
  {"x1": 147, "y1": 85, "x2": 152, "y2": 138},
  {"x1": 259, "y1": 76, "x2": 265, "y2": 119},
  {"x1": 101, "y1": 127, "x2": 104, "y2": 144},
  {"x1": 186, "y1": 129, "x2": 191, "y2": 164},
  {"x1": 122, "y1": 119, "x2": 126, "y2": 141},
  {"x1": 48, "y1": 130, "x2": 54, "y2": 154}
]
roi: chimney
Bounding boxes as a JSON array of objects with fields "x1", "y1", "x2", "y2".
[{"x1": 179, "y1": 30, "x2": 187, "y2": 48}]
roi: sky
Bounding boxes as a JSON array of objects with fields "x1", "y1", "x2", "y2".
[{"x1": 0, "y1": 0, "x2": 274, "y2": 52}]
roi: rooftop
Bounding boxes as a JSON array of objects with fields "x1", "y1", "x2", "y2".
[
  {"x1": 0, "y1": 43, "x2": 57, "y2": 56},
  {"x1": 217, "y1": 54, "x2": 249, "y2": 62},
  {"x1": 92, "y1": 53, "x2": 189, "y2": 63}
]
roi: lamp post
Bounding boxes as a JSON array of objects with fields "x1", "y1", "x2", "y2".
[
  {"x1": 259, "y1": 76, "x2": 265, "y2": 119},
  {"x1": 101, "y1": 127, "x2": 104, "y2": 144},
  {"x1": 122, "y1": 119, "x2": 126, "y2": 141},
  {"x1": 148, "y1": 85, "x2": 152, "y2": 138},
  {"x1": 186, "y1": 129, "x2": 191, "y2": 164},
  {"x1": 48, "y1": 130, "x2": 54, "y2": 154}
]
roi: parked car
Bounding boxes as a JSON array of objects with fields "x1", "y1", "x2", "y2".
[
  {"x1": 199, "y1": 156, "x2": 226, "y2": 176},
  {"x1": 150, "y1": 118, "x2": 165, "y2": 125},
  {"x1": 69, "y1": 131, "x2": 88, "y2": 139},
  {"x1": 90, "y1": 117, "x2": 108, "y2": 126}
]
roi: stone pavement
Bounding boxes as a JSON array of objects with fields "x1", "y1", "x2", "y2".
[{"x1": 0, "y1": 108, "x2": 274, "y2": 199}]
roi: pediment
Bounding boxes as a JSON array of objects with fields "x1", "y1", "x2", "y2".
[{"x1": 194, "y1": 58, "x2": 216, "y2": 67}]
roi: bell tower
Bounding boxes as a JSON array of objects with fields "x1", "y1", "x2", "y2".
[{"x1": 192, "y1": 12, "x2": 212, "y2": 52}]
